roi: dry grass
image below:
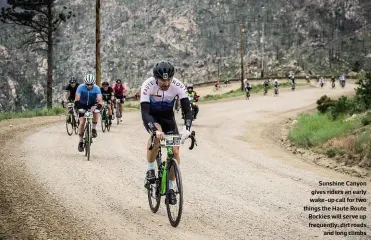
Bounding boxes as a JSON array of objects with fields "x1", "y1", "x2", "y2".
[{"x1": 325, "y1": 135, "x2": 357, "y2": 152}]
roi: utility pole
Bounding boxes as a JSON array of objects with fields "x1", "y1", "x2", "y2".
[
  {"x1": 239, "y1": 22, "x2": 245, "y2": 91},
  {"x1": 261, "y1": 20, "x2": 264, "y2": 77},
  {"x1": 96, "y1": 0, "x2": 101, "y2": 86}
]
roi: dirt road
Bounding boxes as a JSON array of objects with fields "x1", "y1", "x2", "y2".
[{"x1": 1, "y1": 83, "x2": 370, "y2": 239}]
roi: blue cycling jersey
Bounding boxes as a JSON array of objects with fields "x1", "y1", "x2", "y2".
[{"x1": 76, "y1": 84, "x2": 102, "y2": 106}]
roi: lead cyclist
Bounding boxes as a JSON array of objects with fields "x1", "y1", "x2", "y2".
[{"x1": 140, "y1": 60, "x2": 193, "y2": 205}]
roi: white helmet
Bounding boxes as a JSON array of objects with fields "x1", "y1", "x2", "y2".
[{"x1": 84, "y1": 74, "x2": 95, "y2": 85}]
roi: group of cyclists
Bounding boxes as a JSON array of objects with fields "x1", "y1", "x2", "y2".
[
  {"x1": 63, "y1": 62, "x2": 348, "y2": 204},
  {"x1": 63, "y1": 76, "x2": 127, "y2": 151},
  {"x1": 241, "y1": 73, "x2": 347, "y2": 99},
  {"x1": 63, "y1": 61, "x2": 197, "y2": 204}
]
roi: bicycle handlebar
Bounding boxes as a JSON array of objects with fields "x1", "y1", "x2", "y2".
[{"x1": 148, "y1": 130, "x2": 197, "y2": 151}]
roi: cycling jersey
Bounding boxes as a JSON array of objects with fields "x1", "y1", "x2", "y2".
[
  {"x1": 65, "y1": 83, "x2": 80, "y2": 101},
  {"x1": 113, "y1": 83, "x2": 127, "y2": 97},
  {"x1": 140, "y1": 77, "x2": 192, "y2": 132},
  {"x1": 187, "y1": 91, "x2": 199, "y2": 103},
  {"x1": 76, "y1": 84, "x2": 102, "y2": 106},
  {"x1": 100, "y1": 86, "x2": 113, "y2": 102}
]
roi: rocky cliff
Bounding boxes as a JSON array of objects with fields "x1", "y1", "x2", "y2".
[{"x1": 0, "y1": 0, "x2": 371, "y2": 110}]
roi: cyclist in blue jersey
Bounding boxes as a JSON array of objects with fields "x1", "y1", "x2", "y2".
[{"x1": 74, "y1": 74, "x2": 103, "y2": 152}]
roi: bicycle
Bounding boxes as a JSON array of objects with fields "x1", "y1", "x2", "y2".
[
  {"x1": 274, "y1": 86, "x2": 279, "y2": 96},
  {"x1": 115, "y1": 98, "x2": 123, "y2": 125},
  {"x1": 331, "y1": 81, "x2": 335, "y2": 89},
  {"x1": 263, "y1": 85, "x2": 268, "y2": 96},
  {"x1": 145, "y1": 131, "x2": 197, "y2": 227},
  {"x1": 79, "y1": 107, "x2": 100, "y2": 161},
  {"x1": 100, "y1": 101, "x2": 111, "y2": 132},
  {"x1": 65, "y1": 102, "x2": 79, "y2": 136},
  {"x1": 291, "y1": 82, "x2": 296, "y2": 91},
  {"x1": 245, "y1": 87, "x2": 251, "y2": 100}
]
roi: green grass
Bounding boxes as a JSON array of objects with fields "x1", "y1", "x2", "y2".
[
  {"x1": 288, "y1": 113, "x2": 361, "y2": 148},
  {"x1": 124, "y1": 101, "x2": 140, "y2": 109},
  {"x1": 200, "y1": 82, "x2": 307, "y2": 102},
  {"x1": 0, "y1": 107, "x2": 65, "y2": 121}
]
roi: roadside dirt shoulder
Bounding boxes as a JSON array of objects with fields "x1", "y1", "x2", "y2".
[{"x1": 0, "y1": 116, "x2": 97, "y2": 239}]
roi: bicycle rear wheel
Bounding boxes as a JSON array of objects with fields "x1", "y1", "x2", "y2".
[
  {"x1": 65, "y1": 113, "x2": 73, "y2": 136},
  {"x1": 166, "y1": 159, "x2": 183, "y2": 227}
]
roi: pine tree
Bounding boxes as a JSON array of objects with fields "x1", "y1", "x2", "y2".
[{"x1": 0, "y1": 0, "x2": 74, "y2": 108}]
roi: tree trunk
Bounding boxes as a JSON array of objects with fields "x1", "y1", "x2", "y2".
[{"x1": 46, "y1": 1, "x2": 53, "y2": 109}]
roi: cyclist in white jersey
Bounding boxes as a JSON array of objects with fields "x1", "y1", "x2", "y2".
[{"x1": 140, "y1": 60, "x2": 193, "y2": 205}]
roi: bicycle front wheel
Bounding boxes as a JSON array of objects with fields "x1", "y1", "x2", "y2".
[
  {"x1": 166, "y1": 159, "x2": 183, "y2": 227},
  {"x1": 101, "y1": 111, "x2": 106, "y2": 132},
  {"x1": 147, "y1": 176, "x2": 161, "y2": 213},
  {"x1": 65, "y1": 113, "x2": 73, "y2": 136},
  {"x1": 85, "y1": 123, "x2": 92, "y2": 160}
]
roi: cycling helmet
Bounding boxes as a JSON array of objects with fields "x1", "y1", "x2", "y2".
[
  {"x1": 116, "y1": 79, "x2": 122, "y2": 84},
  {"x1": 186, "y1": 83, "x2": 193, "y2": 88},
  {"x1": 153, "y1": 60, "x2": 175, "y2": 80},
  {"x1": 69, "y1": 76, "x2": 77, "y2": 83},
  {"x1": 84, "y1": 74, "x2": 95, "y2": 85},
  {"x1": 102, "y1": 81, "x2": 109, "y2": 86}
]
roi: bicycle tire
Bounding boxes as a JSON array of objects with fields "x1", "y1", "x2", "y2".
[
  {"x1": 73, "y1": 116, "x2": 78, "y2": 134},
  {"x1": 65, "y1": 113, "x2": 73, "y2": 136},
  {"x1": 147, "y1": 176, "x2": 161, "y2": 213},
  {"x1": 101, "y1": 110, "x2": 106, "y2": 132},
  {"x1": 75, "y1": 119, "x2": 80, "y2": 134},
  {"x1": 85, "y1": 123, "x2": 91, "y2": 160},
  {"x1": 166, "y1": 159, "x2": 183, "y2": 227},
  {"x1": 106, "y1": 119, "x2": 111, "y2": 131}
]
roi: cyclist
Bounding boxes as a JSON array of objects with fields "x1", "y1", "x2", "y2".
[
  {"x1": 273, "y1": 78, "x2": 279, "y2": 93},
  {"x1": 140, "y1": 60, "x2": 193, "y2": 205},
  {"x1": 319, "y1": 76, "x2": 325, "y2": 87},
  {"x1": 174, "y1": 94, "x2": 180, "y2": 113},
  {"x1": 214, "y1": 79, "x2": 220, "y2": 90},
  {"x1": 112, "y1": 79, "x2": 127, "y2": 121},
  {"x1": 290, "y1": 75, "x2": 296, "y2": 90},
  {"x1": 339, "y1": 73, "x2": 346, "y2": 87},
  {"x1": 263, "y1": 79, "x2": 269, "y2": 95},
  {"x1": 183, "y1": 84, "x2": 199, "y2": 119},
  {"x1": 100, "y1": 81, "x2": 114, "y2": 125},
  {"x1": 74, "y1": 74, "x2": 103, "y2": 152},
  {"x1": 331, "y1": 76, "x2": 336, "y2": 88},
  {"x1": 63, "y1": 76, "x2": 80, "y2": 122}
]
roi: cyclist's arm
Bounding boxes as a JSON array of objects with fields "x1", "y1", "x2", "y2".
[
  {"x1": 74, "y1": 85, "x2": 83, "y2": 107},
  {"x1": 95, "y1": 87, "x2": 103, "y2": 105},
  {"x1": 140, "y1": 102, "x2": 157, "y2": 132},
  {"x1": 64, "y1": 91, "x2": 69, "y2": 103}
]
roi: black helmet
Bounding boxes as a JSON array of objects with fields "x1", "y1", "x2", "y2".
[
  {"x1": 116, "y1": 79, "x2": 122, "y2": 84},
  {"x1": 153, "y1": 60, "x2": 175, "y2": 80},
  {"x1": 102, "y1": 81, "x2": 109, "y2": 86},
  {"x1": 69, "y1": 76, "x2": 76, "y2": 83}
]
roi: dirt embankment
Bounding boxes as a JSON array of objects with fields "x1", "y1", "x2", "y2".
[{"x1": 0, "y1": 116, "x2": 98, "y2": 239}]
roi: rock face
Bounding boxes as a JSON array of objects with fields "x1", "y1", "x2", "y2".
[{"x1": 0, "y1": 0, "x2": 371, "y2": 110}]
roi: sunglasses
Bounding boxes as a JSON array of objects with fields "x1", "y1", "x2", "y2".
[{"x1": 86, "y1": 84, "x2": 93, "y2": 86}]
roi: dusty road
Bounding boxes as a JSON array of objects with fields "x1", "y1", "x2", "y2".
[{"x1": 1, "y1": 83, "x2": 370, "y2": 239}]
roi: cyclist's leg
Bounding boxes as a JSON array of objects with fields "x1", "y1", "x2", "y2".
[
  {"x1": 119, "y1": 96, "x2": 124, "y2": 115},
  {"x1": 193, "y1": 104, "x2": 199, "y2": 118},
  {"x1": 145, "y1": 122, "x2": 162, "y2": 182},
  {"x1": 77, "y1": 106, "x2": 87, "y2": 151},
  {"x1": 91, "y1": 105, "x2": 99, "y2": 138},
  {"x1": 107, "y1": 101, "x2": 112, "y2": 121}
]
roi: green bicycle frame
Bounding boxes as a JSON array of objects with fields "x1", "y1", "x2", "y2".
[
  {"x1": 84, "y1": 111, "x2": 94, "y2": 139},
  {"x1": 160, "y1": 146, "x2": 174, "y2": 195}
]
